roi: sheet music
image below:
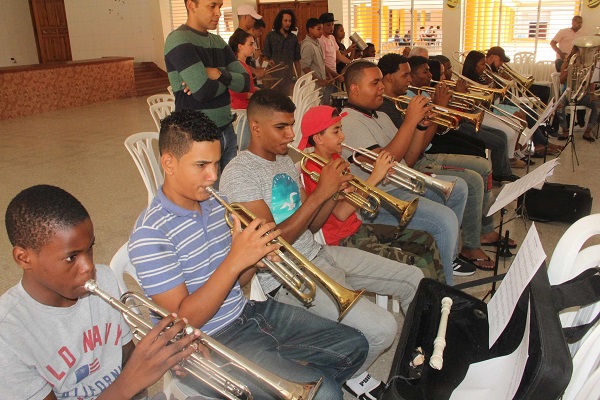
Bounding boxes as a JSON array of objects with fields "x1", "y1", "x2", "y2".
[
  {"x1": 449, "y1": 302, "x2": 531, "y2": 400},
  {"x1": 487, "y1": 158, "x2": 559, "y2": 216},
  {"x1": 487, "y1": 224, "x2": 545, "y2": 348}
]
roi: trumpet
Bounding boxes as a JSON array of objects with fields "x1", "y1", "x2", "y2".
[
  {"x1": 291, "y1": 146, "x2": 419, "y2": 229},
  {"x1": 384, "y1": 93, "x2": 484, "y2": 132},
  {"x1": 84, "y1": 280, "x2": 321, "y2": 400},
  {"x1": 342, "y1": 143, "x2": 456, "y2": 202},
  {"x1": 207, "y1": 187, "x2": 363, "y2": 321},
  {"x1": 411, "y1": 84, "x2": 495, "y2": 108}
]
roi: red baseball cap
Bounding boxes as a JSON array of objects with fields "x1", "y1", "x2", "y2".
[{"x1": 299, "y1": 106, "x2": 347, "y2": 150}]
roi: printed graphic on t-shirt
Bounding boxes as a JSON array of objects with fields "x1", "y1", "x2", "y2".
[{"x1": 271, "y1": 173, "x2": 300, "y2": 224}]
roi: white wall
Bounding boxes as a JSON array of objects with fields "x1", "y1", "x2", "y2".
[{"x1": 0, "y1": 0, "x2": 39, "y2": 67}]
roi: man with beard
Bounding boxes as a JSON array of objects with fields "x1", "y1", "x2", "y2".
[{"x1": 262, "y1": 9, "x2": 302, "y2": 95}]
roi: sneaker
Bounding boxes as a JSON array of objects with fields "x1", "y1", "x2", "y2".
[
  {"x1": 452, "y1": 257, "x2": 476, "y2": 276},
  {"x1": 493, "y1": 174, "x2": 520, "y2": 183},
  {"x1": 344, "y1": 372, "x2": 387, "y2": 400}
]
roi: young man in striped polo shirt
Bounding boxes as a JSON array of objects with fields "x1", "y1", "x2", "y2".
[
  {"x1": 128, "y1": 109, "x2": 368, "y2": 399},
  {"x1": 164, "y1": 0, "x2": 250, "y2": 177}
]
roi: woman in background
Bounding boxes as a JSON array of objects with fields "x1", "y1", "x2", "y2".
[{"x1": 228, "y1": 29, "x2": 259, "y2": 110}]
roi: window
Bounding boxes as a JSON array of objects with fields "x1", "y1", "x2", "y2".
[
  {"x1": 169, "y1": 0, "x2": 234, "y2": 43},
  {"x1": 347, "y1": 0, "x2": 443, "y2": 56},
  {"x1": 462, "y1": 0, "x2": 581, "y2": 61}
]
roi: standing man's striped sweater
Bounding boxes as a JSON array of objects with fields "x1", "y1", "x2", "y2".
[{"x1": 164, "y1": 0, "x2": 250, "y2": 177}]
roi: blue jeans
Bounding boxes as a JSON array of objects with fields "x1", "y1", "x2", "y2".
[
  {"x1": 366, "y1": 176, "x2": 467, "y2": 285},
  {"x1": 460, "y1": 123, "x2": 512, "y2": 177},
  {"x1": 415, "y1": 153, "x2": 495, "y2": 250},
  {"x1": 177, "y1": 299, "x2": 368, "y2": 399},
  {"x1": 215, "y1": 124, "x2": 237, "y2": 189},
  {"x1": 275, "y1": 245, "x2": 423, "y2": 374}
]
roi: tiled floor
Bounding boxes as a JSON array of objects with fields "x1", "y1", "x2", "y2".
[{"x1": 1, "y1": 97, "x2": 599, "y2": 396}]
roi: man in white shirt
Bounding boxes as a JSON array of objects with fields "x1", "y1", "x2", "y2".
[{"x1": 551, "y1": 16, "x2": 585, "y2": 72}]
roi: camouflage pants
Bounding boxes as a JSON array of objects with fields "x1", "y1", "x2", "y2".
[{"x1": 339, "y1": 224, "x2": 445, "y2": 282}]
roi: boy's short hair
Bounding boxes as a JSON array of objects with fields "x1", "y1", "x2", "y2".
[
  {"x1": 408, "y1": 55, "x2": 428, "y2": 71},
  {"x1": 253, "y1": 18, "x2": 266, "y2": 29},
  {"x1": 247, "y1": 89, "x2": 296, "y2": 120},
  {"x1": 306, "y1": 18, "x2": 322, "y2": 30},
  {"x1": 378, "y1": 53, "x2": 409, "y2": 77},
  {"x1": 5, "y1": 185, "x2": 89, "y2": 251},
  {"x1": 344, "y1": 60, "x2": 378, "y2": 90},
  {"x1": 159, "y1": 109, "x2": 220, "y2": 158}
]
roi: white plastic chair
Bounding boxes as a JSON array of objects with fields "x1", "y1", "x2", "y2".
[
  {"x1": 562, "y1": 320, "x2": 600, "y2": 400},
  {"x1": 167, "y1": 85, "x2": 174, "y2": 95},
  {"x1": 234, "y1": 112, "x2": 250, "y2": 153},
  {"x1": 512, "y1": 52, "x2": 535, "y2": 76},
  {"x1": 149, "y1": 101, "x2": 175, "y2": 131},
  {"x1": 533, "y1": 60, "x2": 554, "y2": 84},
  {"x1": 292, "y1": 72, "x2": 315, "y2": 104},
  {"x1": 146, "y1": 94, "x2": 175, "y2": 107},
  {"x1": 548, "y1": 214, "x2": 600, "y2": 351},
  {"x1": 124, "y1": 132, "x2": 163, "y2": 205}
]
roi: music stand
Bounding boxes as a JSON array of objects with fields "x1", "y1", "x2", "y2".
[{"x1": 455, "y1": 159, "x2": 559, "y2": 297}]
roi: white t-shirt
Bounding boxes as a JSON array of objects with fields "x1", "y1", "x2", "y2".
[{"x1": 0, "y1": 265, "x2": 132, "y2": 399}]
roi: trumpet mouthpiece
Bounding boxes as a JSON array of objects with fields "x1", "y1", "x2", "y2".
[{"x1": 84, "y1": 279, "x2": 98, "y2": 293}]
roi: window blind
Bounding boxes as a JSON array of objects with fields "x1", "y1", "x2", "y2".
[
  {"x1": 462, "y1": 0, "x2": 581, "y2": 61},
  {"x1": 348, "y1": 0, "x2": 444, "y2": 56}
]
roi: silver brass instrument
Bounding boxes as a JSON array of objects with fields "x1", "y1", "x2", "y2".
[
  {"x1": 291, "y1": 146, "x2": 419, "y2": 229},
  {"x1": 384, "y1": 93, "x2": 484, "y2": 132},
  {"x1": 84, "y1": 280, "x2": 321, "y2": 400},
  {"x1": 568, "y1": 36, "x2": 600, "y2": 103},
  {"x1": 342, "y1": 143, "x2": 456, "y2": 202},
  {"x1": 207, "y1": 187, "x2": 363, "y2": 320}
]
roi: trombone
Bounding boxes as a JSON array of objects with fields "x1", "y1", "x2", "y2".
[
  {"x1": 410, "y1": 84, "x2": 495, "y2": 107},
  {"x1": 291, "y1": 146, "x2": 419, "y2": 229},
  {"x1": 85, "y1": 280, "x2": 321, "y2": 400},
  {"x1": 384, "y1": 93, "x2": 484, "y2": 132},
  {"x1": 207, "y1": 187, "x2": 363, "y2": 321},
  {"x1": 342, "y1": 143, "x2": 456, "y2": 202}
]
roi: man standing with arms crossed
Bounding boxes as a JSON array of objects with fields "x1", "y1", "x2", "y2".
[{"x1": 164, "y1": 0, "x2": 250, "y2": 179}]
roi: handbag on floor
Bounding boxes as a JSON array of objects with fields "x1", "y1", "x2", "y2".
[
  {"x1": 518, "y1": 183, "x2": 592, "y2": 223},
  {"x1": 380, "y1": 265, "x2": 600, "y2": 400}
]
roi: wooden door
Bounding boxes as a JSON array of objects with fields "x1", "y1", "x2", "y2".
[
  {"x1": 30, "y1": 0, "x2": 72, "y2": 63},
  {"x1": 257, "y1": 1, "x2": 329, "y2": 49}
]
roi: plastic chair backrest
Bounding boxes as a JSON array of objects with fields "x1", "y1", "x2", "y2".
[
  {"x1": 551, "y1": 72, "x2": 561, "y2": 100},
  {"x1": 109, "y1": 242, "x2": 141, "y2": 295},
  {"x1": 293, "y1": 72, "x2": 314, "y2": 104},
  {"x1": 146, "y1": 94, "x2": 175, "y2": 107},
  {"x1": 513, "y1": 52, "x2": 535, "y2": 75},
  {"x1": 562, "y1": 320, "x2": 600, "y2": 400},
  {"x1": 124, "y1": 132, "x2": 163, "y2": 205},
  {"x1": 534, "y1": 60, "x2": 554, "y2": 83},
  {"x1": 548, "y1": 214, "x2": 600, "y2": 352},
  {"x1": 234, "y1": 112, "x2": 250, "y2": 153},
  {"x1": 167, "y1": 85, "x2": 174, "y2": 95},
  {"x1": 149, "y1": 101, "x2": 175, "y2": 131}
]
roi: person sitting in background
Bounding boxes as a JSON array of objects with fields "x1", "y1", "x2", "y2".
[
  {"x1": 229, "y1": 29, "x2": 259, "y2": 110},
  {"x1": 362, "y1": 43, "x2": 376, "y2": 58},
  {"x1": 298, "y1": 105, "x2": 445, "y2": 282},
  {"x1": 0, "y1": 184, "x2": 201, "y2": 400},
  {"x1": 558, "y1": 45, "x2": 599, "y2": 143},
  {"x1": 402, "y1": 46, "x2": 411, "y2": 57}
]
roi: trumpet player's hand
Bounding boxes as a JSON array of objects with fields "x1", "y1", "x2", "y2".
[
  {"x1": 368, "y1": 150, "x2": 395, "y2": 185},
  {"x1": 229, "y1": 214, "x2": 281, "y2": 270},
  {"x1": 405, "y1": 95, "x2": 434, "y2": 127},
  {"x1": 315, "y1": 158, "x2": 353, "y2": 201},
  {"x1": 115, "y1": 314, "x2": 201, "y2": 398},
  {"x1": 455, "y1": 78, "x2": 468, "y2": 93},
  {"x1": 432, "y1": 83, "x2": 451, "y2": 107}
]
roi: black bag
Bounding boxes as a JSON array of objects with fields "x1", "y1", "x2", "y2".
[
  {"x1": 381, "y1": 266, "x2": 600, "y2": 400},
  {"x1": 519, "y1": 183, "x2": 592, "y2": 223}
]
